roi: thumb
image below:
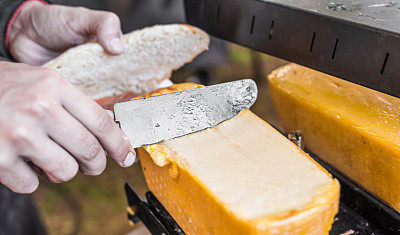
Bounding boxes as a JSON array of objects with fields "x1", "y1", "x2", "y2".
[{"x1": 91, "y1": 12, "x2": 124, "y2": 55}]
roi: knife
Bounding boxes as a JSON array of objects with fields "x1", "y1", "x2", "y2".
[{"x1": 114, "y1": 79, "x2": 258, "y2": 148}]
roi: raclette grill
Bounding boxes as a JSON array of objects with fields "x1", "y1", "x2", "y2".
[
  {"x1": 185, "y1": 0, "x2": 400, "y2": 98},
  {"x1": 125, "y1": 1, "x2": 400, "y2": 234}
]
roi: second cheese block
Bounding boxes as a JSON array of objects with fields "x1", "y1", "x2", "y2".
[
  {"x1": 138, "y1": 83, "x2": 340, "y2": 234},
  {"x1": 268, "y1": 64, "x2": 400, "y2": 212}
]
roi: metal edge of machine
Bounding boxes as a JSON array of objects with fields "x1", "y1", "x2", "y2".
[{"x1": 184, "y1": 0, "x2": 400, "y2": 98}]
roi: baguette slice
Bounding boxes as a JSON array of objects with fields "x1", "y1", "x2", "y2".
[
  {"x1": 138, "y1": 83, "x2": 340, "y2": 234},
  {"x1": 44, "y1": 24, "x2": 209, "y2": 100},
  {"x1": 269, "y1": 64, "x2": 400, "y2": 211}
]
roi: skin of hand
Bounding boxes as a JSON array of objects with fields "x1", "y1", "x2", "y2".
[
  {"x1": 0, "y1": 62, "x2": 136, "y2": 193},
  {"x1": 7, "y1": 1, "x2": 124, "y2": 65},
  {"x1": 0, "y1": 3, "x2": 136, "y2": 194}
]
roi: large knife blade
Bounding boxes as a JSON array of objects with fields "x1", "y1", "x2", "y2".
[{"x1": 114, "y1": 79, "x2": 257, "y2": 148}]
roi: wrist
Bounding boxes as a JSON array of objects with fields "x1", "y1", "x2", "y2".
[{"x1": 6, "y1": 1, "x2": 47, "y2": 51}]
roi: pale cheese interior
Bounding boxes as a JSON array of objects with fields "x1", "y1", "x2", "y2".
[{"x1": 147, "y1": 110, "x2": 334, "y2": 220}]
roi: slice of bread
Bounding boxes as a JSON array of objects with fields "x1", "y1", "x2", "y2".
[
  {"x1": 44, "y1": 24, "x2": 209, "y2": 100},
  {"x1": 138, "y1": 83, "x2": 340, "y2": 234},
  {"x1": 269, "y1": 63, "x2": 400, "y2": 212}
]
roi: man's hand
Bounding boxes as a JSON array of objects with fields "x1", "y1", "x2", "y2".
[
  {"x1": 0, "y1": 62, "x2": 135, "y2": 193},
  {"x1": 7, "y1": 2, "x2": 124, "y2": 65}
]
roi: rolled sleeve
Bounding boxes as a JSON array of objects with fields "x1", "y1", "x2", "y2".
[{"x1": 0, "y1": 0, "x2": 26, "y2": 60}]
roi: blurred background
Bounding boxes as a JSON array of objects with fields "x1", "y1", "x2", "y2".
[{"x1": 34, "y1": 0, "x2": 289, "y2": 234}]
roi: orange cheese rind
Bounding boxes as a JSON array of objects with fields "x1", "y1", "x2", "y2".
[
  {"x1": 135, "y1": 82, "x2": 203, "y2": 99},
  {"x1": 142, "y1": 141, "x2": 340, "y2": 234}
]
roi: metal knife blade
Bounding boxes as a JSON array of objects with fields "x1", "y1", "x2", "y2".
[{"x1": 114, "y1": 79, "x2": 257, "y2": 148}]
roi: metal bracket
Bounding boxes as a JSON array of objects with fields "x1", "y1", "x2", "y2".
[
  {"x1": 124, "y1": 182, "x2": 185, "y2": 235},
  {"x1": 288, "y1": 130, "x2": 304, "y2": 150}
]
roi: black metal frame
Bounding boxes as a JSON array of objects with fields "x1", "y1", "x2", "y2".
[
  {"x1": 125, "y1": 182, "x2": 185, "y2": 235},
  {"x1": 185, "y1": 0, "x2": 400, "y2": 98},
  {"x1": 308, "y1": 150, "x2": 400, "y2": 234}
]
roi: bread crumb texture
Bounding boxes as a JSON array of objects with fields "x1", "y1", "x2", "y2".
[
  {"x1": 44, "y1": 24, "x2": 209, "y2": 100},
  {"x1": 139, "y1": 83, "x2": 340, "y2": 234}
]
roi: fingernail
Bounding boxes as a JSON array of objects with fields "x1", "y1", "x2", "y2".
[
  {"x1": 123, "y1": 152, "x2": 136, "y2": 167},
  {"x1": 109, "y1": 38, "x2": 123, "y2": 54}
]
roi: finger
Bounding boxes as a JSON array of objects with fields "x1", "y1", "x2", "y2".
[
  {"x1": 4, "y1": 122, "x2": 80, "y2": 183},
  {"x1": 60, "y1": 89, "x2": 135, "y2": 167},
  {"x1": 88, "y1": 11, "x2": 124, "y2": 55},
  {"x1": 9, "y1": 34, "x2": 60, "y2": 66},
  {"x1": 0, "y1": 157, "x2": 39, "y2": 194},
  {"x1": 21, "y1": 134, "x2": 81, "y2": 183},
  {"x1": 42, "y1": 106, "x2": 107, "y2": 175}
]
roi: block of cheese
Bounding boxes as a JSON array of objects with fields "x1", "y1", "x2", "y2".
[
  {"x1": 138, "y1": 83, "x2": 340, "y2": 234},
  {"x1": 268, "y1": 64, "x2": 400, "y2": 211}
]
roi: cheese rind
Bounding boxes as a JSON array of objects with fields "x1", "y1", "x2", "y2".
[
  {"x1": 139, "y1": 83, "x2": 340, "y2": 234},
  {"x1": 268, "y1": 64, "x2": 400, "y2": 211}
]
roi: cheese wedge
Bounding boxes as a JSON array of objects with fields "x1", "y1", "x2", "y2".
[
  {"x1": 138, "y1": 83, "x2": 340, "y2": 234},
  {"x1": 268, "y1": 64, "x2": 400, "y2": 212}
]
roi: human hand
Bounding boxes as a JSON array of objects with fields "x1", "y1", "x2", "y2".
[
  {"x1": 0, "y1": 62, "x2": 135, "y2": 193},
  {"x1": 7, "y1": 1, "x2": 124, "y2": 66}
]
